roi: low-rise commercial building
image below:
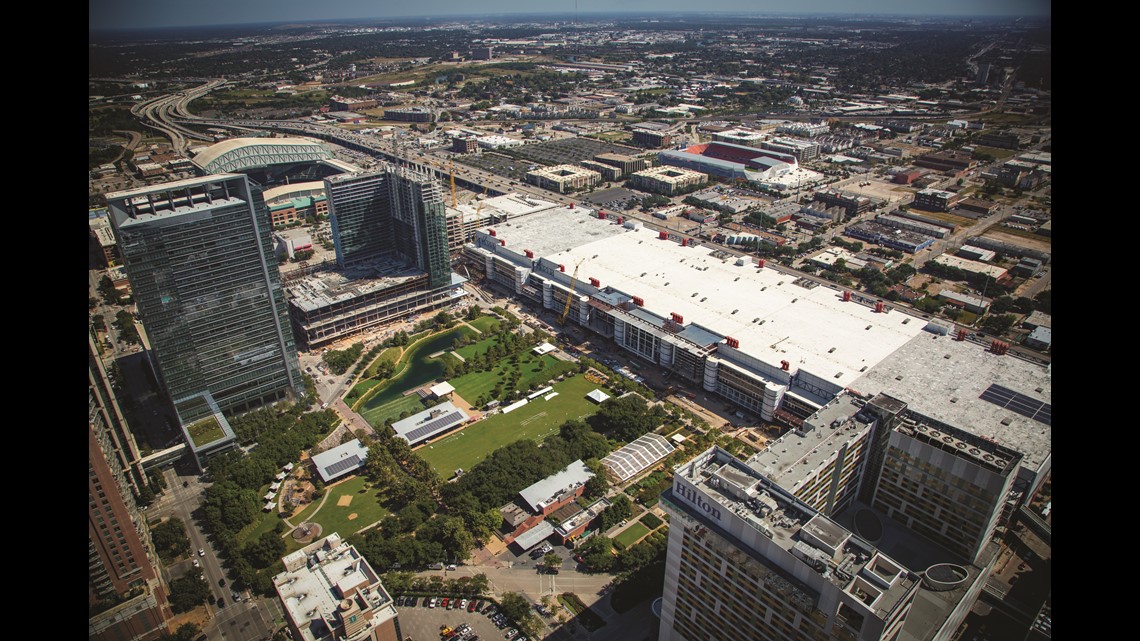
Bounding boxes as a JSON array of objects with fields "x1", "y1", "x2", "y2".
[
  {"x1": 384, "y1": 107, "x2": 433, "y2": 122},
  {"x1": 311, "y1": 439, "x2": 370, "y2": 484},
  {"x1": 274, "y1": 533, "x2": 402, "y2": 641},
  {"x1": 629, "y1": 166, "x2": 709, "y2": 195},
  {"x1": 912, "y1": 188, "x2": 962, "y2": 212},
  {"x1": 526, "y1": 164, "x2": 601, "y2": 193},
  {"x1": 594, "y1": 153, "x2": 651, "y2": 176}
]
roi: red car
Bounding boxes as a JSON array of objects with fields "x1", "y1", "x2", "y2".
[
  {"x1": 468, "y1": 600, "x2": 477, "y2": 612},
  {"x1": 441, "y1": 598, "x2": 449, "y2": 609}
]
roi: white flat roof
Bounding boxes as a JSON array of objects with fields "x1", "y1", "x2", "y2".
[
  {"x1": 518, "y1": 459, "x2": 593, "y2": 513},
  {"x1": 852, "y1": 333, "x2": 1051, "y2": 472},
  {"x1": 546, "y1": 227, "x2": 927, "y2": 388},
  {"x1": 429, "y1": 382, "x2": 455, "y2": 396},
  {"x1": 512, "y1": 520, "x2": 556, "y2": 550}
]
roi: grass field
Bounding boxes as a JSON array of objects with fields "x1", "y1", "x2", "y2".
[
  {"x1": 613, "y1": 522, "x2": 651, "y2": 549},
  {"x1": 304, "y1": 475, "x2": 388, "y2": 538},
  {"x1": 448, "y1": 352, "x2": 575, "y2": 405},
  {"x1": 417, "y1": 374, "x2": 603, "y2": 478},
  {"x1": 357, "y1": 326, "x2": 476, "y2": 427},
  {"x1": 468, "y1": 315, "x2": 501, "y2": 333},
  {"x1": 233, "y1": 490, "x2": 285, "y2": 547}
]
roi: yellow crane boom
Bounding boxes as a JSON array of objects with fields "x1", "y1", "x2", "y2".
[
  {"x1": 449, "y1": 160, "x2": 457, "y2": 207},
  {"x1": 559, "y1": 259, "x2": 585, "y2": 325}
]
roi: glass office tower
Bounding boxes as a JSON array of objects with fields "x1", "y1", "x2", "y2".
[
  {"x1": 106, "y1": 174, "x2": 301, "y2": 420},
  {"x1": 326, "y1": 165, "x2": 451, "y2": 287}
]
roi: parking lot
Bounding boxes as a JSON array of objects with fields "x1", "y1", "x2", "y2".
[
  {"x1": 579, "y1": 187, "x2": 643, "y2": 212},
  {"x1": 396, "y1": 597, "x2": 528, "y2": 641},
  {"x1": 456, "y1": 151, "x2": 534, "y2": 182}
]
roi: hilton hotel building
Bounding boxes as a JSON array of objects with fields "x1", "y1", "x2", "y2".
[{"x1": 658, "y1": 390, "x2": 1023, "y2": 641}]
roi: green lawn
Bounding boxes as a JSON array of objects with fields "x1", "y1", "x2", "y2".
[
  {"x1": 449, "y1": 352, "x2": 574, "y2": 405},
  {"x1": 468, "y1": 315, "x2": 501, "y2": 333},
  {"x1": 234, "y1": 489, "x2": 285, "y2": 547},
  {"x1": 187, "y1": 416, "x2": 225, "y2": 446},
  {"x1": 417, "y1": 374, "x2": 604, "y2": 478},
  {"x1": 303, "y1": 475, "x2": 389, "y2": 538},
  {"x1": 613, "y1": 522, "x2": 651, "y2": 549}
]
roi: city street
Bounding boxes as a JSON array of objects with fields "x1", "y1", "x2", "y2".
[{"x1": 149, "y1": 467, "x2": 279, "y2": 641}]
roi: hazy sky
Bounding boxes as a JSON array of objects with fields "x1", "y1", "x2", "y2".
[{"x1": 90, "y1": 1, "x2": 1051, "y2": 31}]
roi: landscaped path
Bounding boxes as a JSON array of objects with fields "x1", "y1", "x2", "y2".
[{"x1": 282, "y1": 484, "x2": 331, "y2": 531}]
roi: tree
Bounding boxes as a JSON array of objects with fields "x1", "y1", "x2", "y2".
[
  {"x1": 498, "y1": 592, "x2": 539, "y2": 635},
  {"x1": 980, "y1": 313, "x2": 1016, "y2": 336},
  {"x1": 543, "y1": 552, "x2": 562, "y2": 570},
  {"x1": 150, "y1": 518, "x2": 191, "y2": 563},
  {"x1": 576, "y1": 535, "x2": 614, "y2": 571},
  {"x1": 168, "y1": 569, "x2": 211, "y2": 613}
]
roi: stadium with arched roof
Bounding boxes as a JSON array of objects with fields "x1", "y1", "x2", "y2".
[{"x1": 190, "y1": 137, "x2": 360, "y2": 185}]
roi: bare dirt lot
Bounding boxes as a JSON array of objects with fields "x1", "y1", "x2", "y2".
[{"x1": 978, "y1": 228, "x2": 1052, "y2": 254}]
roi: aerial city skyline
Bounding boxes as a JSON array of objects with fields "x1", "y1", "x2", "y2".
[
  {"x1": 90, "y1": 1, "x2": 1052, "y2": 31},
  {"x1": 89, "y1": 8, "x2": 1050, "y2": 641}
]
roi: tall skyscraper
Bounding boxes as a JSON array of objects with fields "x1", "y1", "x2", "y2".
[
  {"x1": 326, "y1": 166, "x2": 451, "y2": 287},
  {"x1": 658, "y1": 393, "x2": 1015, "y2": 641},
  {"x1": 106, "y1": 174, "x2": 301, "y2": 422},
  {"x1": 89, "y1": 333, "x2": 173, "y2": 641},
  {"x1": 326, "y1": 170, "x2": 393, "y2": 267}
]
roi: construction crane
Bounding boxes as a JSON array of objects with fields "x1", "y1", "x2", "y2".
[
  {"x1": 475, "y1": 183, "x2": 490, "y2": 216},
  {"x1": 448, "y1": 159, "x2": 457, "y2": 207},
  {"x1": 559, "y1": 259, "x2": 585, "y2": 326}
]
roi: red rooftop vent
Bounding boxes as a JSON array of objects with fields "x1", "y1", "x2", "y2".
[{"x1": 632, "y1": 296, "x2": 644, "y2": 306}]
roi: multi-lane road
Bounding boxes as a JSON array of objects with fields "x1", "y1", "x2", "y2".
[
  {"x1": 151, "y1": 468, "x2": 279, "y2": 641},
  {"x1": 131, "y1": 80, "x2": 226, "y2": 152}
]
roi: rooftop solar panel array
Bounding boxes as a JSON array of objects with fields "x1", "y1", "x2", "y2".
[
  {"x1": 402, "y1": 410, "x2": 465, "y2": 444},
  {"x1": 323, "y1": 455, "x2": 363, "y2": 478},
  {"x1": 979, "y1": 384, "x2": 1052, "y2": 426}
]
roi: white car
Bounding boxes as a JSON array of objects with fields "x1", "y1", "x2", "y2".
[
  {"x1": 198, "y1": 548, "x2": 205, "y2": 557},
  {"x1": 192, "y1": 559, "x2": 200, "y2": 568}
]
